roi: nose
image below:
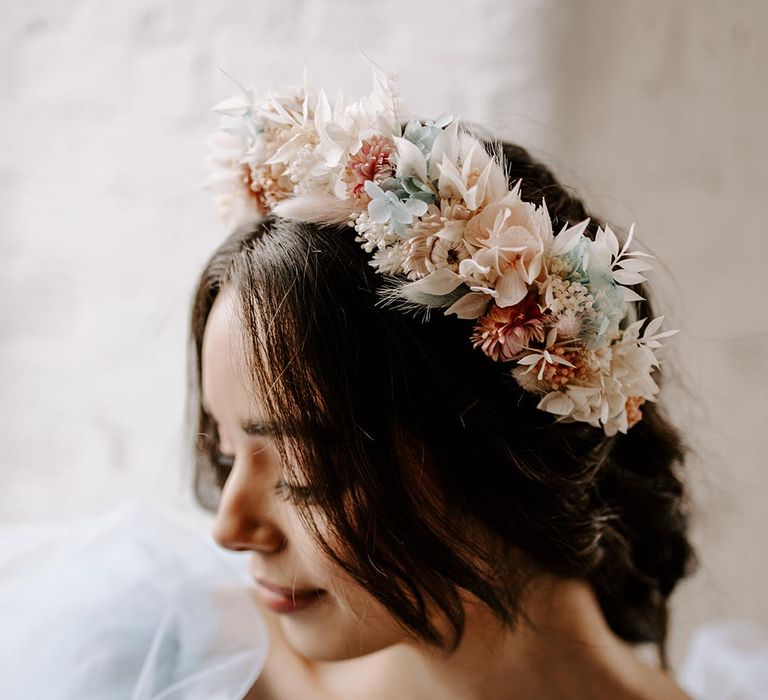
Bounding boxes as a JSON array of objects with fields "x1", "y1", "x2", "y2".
[{"x1": 211, "y1": 467, "x2": 287, "y2": 555}]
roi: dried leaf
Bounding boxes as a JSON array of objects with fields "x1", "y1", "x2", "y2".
[
  {"x1": 644, "y1": 315, "x2": 665, "y2": 337},
  {"x1": 626, "y1": 250, "x2": 655, "y2": 259},
  {"x1": 394, "y1": 136, "x2": 428, "y2": 183},
  {"x1": 618, "y1": 222, "x2": 636, "y2": 258},
  {"x1": 551, "y1": 219, "x2": 589, "y2": 257},
  {"x1": 653, "y1": 329, "x2": 680, "y2": 340},
  {"x1": 617, "y1": 258, "x2": 654, "y2": 273},
  {"x1": 402, "y1": 268, "x2": 463, "y2": 296},
  {"x1": 445, "y1": 291, "x2": 492, "y2": 319},
  {"x1": 620, "y1": 286, "x2": 645, "y2": 302},
  {"x1": 598, "y1": 226, "x2": 620, "y2": 258},
  {"x1": 538, "y1": 392, "x2": 574, "y2": 416},
  {"x1": 613, "y1": 269, "x2": 645, "y2": 286}
]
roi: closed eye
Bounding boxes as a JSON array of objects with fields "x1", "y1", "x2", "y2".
[
  {"x1": 211, "y1": 446, "x2": 235, "y2": 486},
  {"x1": 274, "y1": 479, "x2": 322, "y2": 505}
]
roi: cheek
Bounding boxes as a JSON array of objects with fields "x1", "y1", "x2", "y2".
[
  {"x1": 279, "y1": 575, "x2": 408, "y2": 661},
  {"x1": 278, "y1": 516, "x2": 408, "y2": 661}
]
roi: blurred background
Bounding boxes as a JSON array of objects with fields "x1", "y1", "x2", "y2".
[{"x1": 1, "y1": 0, "x2": 766, "y2": 669}]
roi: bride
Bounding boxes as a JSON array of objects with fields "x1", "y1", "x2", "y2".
[{"x1": 188, "y1": 65, "x2": 696, "y2": 699}]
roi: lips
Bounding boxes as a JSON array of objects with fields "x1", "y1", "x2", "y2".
[
  {"x1": 257, "y1": 578, "x2": 323, "y2": 598},
  {"x1": 255, "y1": 578, "x2": 326, "y2": 614}
]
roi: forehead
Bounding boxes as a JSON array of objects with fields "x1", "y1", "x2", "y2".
[
  {"x1": 201, "y1": 284, "x2": 332, "y2": 440},
  {"x1": 200, "y1": 285, "x2": 257, "y2": 420}
]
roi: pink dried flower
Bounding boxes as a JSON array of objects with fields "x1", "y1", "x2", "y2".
[
  {"x1": 471, "y1": 291, "x2": 546, "y2": 362},
  {"x1": 342, "y1": 136, "x2": 395, "y2": 198}
]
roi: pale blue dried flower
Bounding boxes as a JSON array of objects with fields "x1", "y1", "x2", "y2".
[
  {"x1": 364, "y1": 180, "x2": 429, "y2": 233},
  {"x1": 402, "y1": 115, "x2": 453, "y2": 159}
]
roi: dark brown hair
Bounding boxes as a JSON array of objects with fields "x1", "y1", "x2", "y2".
[{"x1": 188, "y1": 139, "x2": 696, "y2": 668}]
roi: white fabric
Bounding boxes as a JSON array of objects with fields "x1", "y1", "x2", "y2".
[
  {"x1": 677, "y1": 620, "x2": 768, "y2": 700},
  {"x1": 0, "y1": 501, "x2": 766, "y2": 699},
  {"x1": 0, "y1": 502, "x2": 269, "y2": 700}
]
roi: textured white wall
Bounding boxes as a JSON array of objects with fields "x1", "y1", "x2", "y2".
[
  {"x1": 542, "y1": 0, "x2": 768, "y2": 669},
  {"x1": 1, "y1": 0, "x2": 766, "y2": 670}
]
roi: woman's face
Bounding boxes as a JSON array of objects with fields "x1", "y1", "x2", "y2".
[{"x1": 201, "y1": 285, "x2": 409, "y2": 661}]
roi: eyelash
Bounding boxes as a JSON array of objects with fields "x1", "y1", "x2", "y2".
[
  {"x1": 211, "y1": 446, "x2": 319, "y2": 505},
  {"x1": 274, "y1": 480, "x2": 320, "y2": 505}
]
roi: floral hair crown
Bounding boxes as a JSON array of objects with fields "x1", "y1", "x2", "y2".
[{"x1": 204, "y1": 63, "x2": 678, "y2": 437}]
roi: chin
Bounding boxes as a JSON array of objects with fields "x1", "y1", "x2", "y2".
[{"x1": 280, "y1": 612, "x2": 403, "y2": 662}]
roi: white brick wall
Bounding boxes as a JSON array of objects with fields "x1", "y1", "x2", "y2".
[{"x1": 1, "y1": 0, "x2": 766, "y2": 669}]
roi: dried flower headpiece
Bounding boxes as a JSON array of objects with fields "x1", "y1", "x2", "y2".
[{"x1": 204, "y1": 63, "x2": 678, "y2": 436}]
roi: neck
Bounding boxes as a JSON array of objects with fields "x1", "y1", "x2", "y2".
[{"x1": 318, "y1": 575, "x2": 691, "y2": 700}]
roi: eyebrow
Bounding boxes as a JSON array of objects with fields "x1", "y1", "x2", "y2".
[
  {"x1": 202, "y1": 400, "x2": 325, "y2": 439},
  {"x1": 243, "y1": 418, "x2": 339, "y2": 442}
]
